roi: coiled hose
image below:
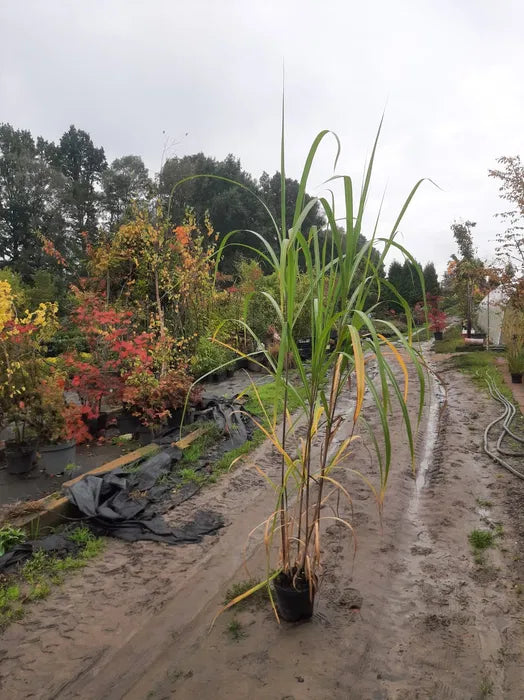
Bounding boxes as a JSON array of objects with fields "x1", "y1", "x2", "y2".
[{"x1": 482, "y1": 373, "x2": 524, "y2": 480}]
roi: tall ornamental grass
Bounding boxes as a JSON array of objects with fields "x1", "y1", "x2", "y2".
[{"x1": 175, "y1": 114, "x2": 429, "y2": 621}]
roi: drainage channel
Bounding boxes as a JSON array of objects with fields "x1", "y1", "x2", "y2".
[{"x1": 406, "y1": 355, "x2": 447, "y2": 538}]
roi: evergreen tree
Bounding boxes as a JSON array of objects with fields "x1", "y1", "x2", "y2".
[
  {"x1": 0, "y1": 123, "x2": 68, "y2": 280},
  {"x1": 422, "y1": 262, "x2": 440, "y2": 296}
]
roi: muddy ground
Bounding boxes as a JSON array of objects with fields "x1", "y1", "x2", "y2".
[{"x1": 0, "y1": 354, "x2": 522, "y2": 699}]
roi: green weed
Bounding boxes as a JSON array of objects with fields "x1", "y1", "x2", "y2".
[
  {"x1": 122, "y1": 461, "x2": 142, "y2": 474},
  {"x1": 64, "y1": 462, "x2": 79, "y2": 475},
  {"x1": 213, "y1": 431, "x2": 265, "y2": 474},
  {"x1": 0, "y1": 526, "x2": 105, "y2": 630},
  {"x1": 178, "y1": 467, "x2": 207, "y2": 486},
  {"x1": 452, "y1": 352, "x2": 516, "y2": 404},
  {"x1": 67, "y1": 526, "x2": 92, "y2": 545},
  {"x1": 226, "y1": 618, "x2": 246, "y2": 641},
  {"x1": 243, "y1": 380, "x2": 306, "y2": 417},
  {"x1": 0, "y1": 525, "x2": 26, "y2": 556},
  {"x1": 224, "y1": 577, "x2": 269, "y2": 609},
  {"x1": 180, "y1": 426, "x2": 221, "y2": 465},
  {"x1": 469, "y1": 529, "x2": 494, "y2": 551},
  {"x1": 476, "y1": 498, "x2": 493, "y2": 508},
  {"x1": 479, "y1": 674, "x2": 494, "y2": 698}
]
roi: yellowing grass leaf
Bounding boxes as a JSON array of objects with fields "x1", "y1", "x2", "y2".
[
  {"x1": 349, "y1": 325, "x2": 365, "y2": 421},
  {"x1": 378, "y1": 333, "x2": 409, "y2": 402}
]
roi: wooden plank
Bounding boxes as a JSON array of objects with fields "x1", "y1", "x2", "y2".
[
  {"x1": 62, "y1": 443, "x2": 160, "y2": 488},
  {"x1": 171, "y1": 425, "x2": 210, "y2": 449},
  {"x1": 7, "y1": 425, "x2": 212, "y2": 532}
]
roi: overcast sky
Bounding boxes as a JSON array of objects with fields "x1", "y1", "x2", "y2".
[{"x1": 1, "y1": 0, "x2": 523, "y2": 275}]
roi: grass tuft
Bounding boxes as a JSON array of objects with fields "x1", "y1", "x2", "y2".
[
  {"x1": 226, "y1": 618, "x2": 246, "y2": 641},
  {"x1": 479, "y1": 674, "x2": 494, "y2": 698},
  {"x1": 242, "y1": 379, "x2": 306, "y2": 417},
  {"x1": 0, "y1": 526, "x2": 104, "y2": 630},
  {"x1": 224, "y1": 577, "x2": 269, "y2": 609},
  {"x1": 469, "y1": 529, "x2": 494, "y2": 551}
]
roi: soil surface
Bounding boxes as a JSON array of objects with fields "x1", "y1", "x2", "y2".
[{"x1": 0, "y1": 351, "x2": 522, "y2": 699}]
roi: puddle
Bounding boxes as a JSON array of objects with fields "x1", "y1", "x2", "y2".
[{"x1": 407, "y1": 366, "x2": 446, "y2": 521}]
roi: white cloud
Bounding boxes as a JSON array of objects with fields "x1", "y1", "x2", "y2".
[{"x1": 1, "y1": 0, "x2": 522, "y2": 275}]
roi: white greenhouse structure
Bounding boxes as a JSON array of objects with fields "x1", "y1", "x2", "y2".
[{"x1": 476, "y1": 286, "x2": 508, "y2": 345}]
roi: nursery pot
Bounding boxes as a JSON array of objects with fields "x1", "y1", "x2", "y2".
[
  {"x1": 118, "y1": 409, "x2": 143, "y2": 436},
  {"x1": 38, "y1": 439, "x2": 76, "y2": 476},
  {"x1": 433, "y1": 331, "x2": 443, "y2": 341},
  {"x1": 83, "y1": 411, "x2": 108, "y2": 438},
  {"x1": 4, "y1": 440, "x2": 38, "y2": 475},
  {"x1": 273, "y1": 573, "x2": 316, "y2": 622},
  {"x1": 297, "y1": 338, "x2": 312, "y2": 361},
  {"x1": 510, "y1": 373, "x2": 523, "y2": 384}
]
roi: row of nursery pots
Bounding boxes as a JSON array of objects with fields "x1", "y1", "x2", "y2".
[
  {"x1": 3, "y1": 405, "x2": 190, "y2": 476},
  {"x1": 198, "y1": 337, "x2": 337, "y2": 381},
  {"x1": 4, "y1": 438, "x2": 76, "y2": 476}
]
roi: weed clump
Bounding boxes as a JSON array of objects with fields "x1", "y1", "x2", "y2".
[
  {"x1": 469, "y1": 529, "x2": 494, "y2": 551},
  {"x1": 0, "y1": 526, "x2": 104, "y2": 629}
]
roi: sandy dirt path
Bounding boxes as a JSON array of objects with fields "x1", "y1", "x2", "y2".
[{"x1": 0, "y1": 354, "x2": 522, "y2": 699}]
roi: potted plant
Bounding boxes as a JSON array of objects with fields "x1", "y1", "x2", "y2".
[
  {"x1": 3, "y1": 402, "x2": 39, "y2": 475},
  {"x1": 204, "y1": 121, "x2": 426, "y2": 623},
  {"x1": 0, "y1": 282, "x2": 58, "y2": 474},
  {"x1": 190, "y1": 337, "x2": 235, "y2": 381},
  {"x1": 123, "y1": 365, "x2": 199, "y2": 434},
  {"x1": 33, "y1": 373, "x2": 91, "y2": 475},
  {"x1": 502, "y1": 306, "x2": 524, "y2": 384},
  {"x1": 427, "y1": 294, "x2": 447, "y2": 341},
  {"x1": 508, "y1": 352, "x2": 524, "y2": 383}
]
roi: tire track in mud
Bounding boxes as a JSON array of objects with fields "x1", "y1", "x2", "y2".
[{"x1": 1, "y1": 356, "x2": 522, "y2": 699}]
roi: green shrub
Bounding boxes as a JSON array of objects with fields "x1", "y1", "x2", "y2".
[{"x1": 191, "y1": 337, "x2": 234, "y2": 378}]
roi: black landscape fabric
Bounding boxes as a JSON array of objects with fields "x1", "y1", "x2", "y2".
[
  {"x1": 64, "y1": 446, "x2": 224, "y2": 544},
  {"x1": 1, "y1": 399, "x2": 249, "y2": 569},
  {"x1": 0, "y1": 533, "x2": 78, "y2": 572}
]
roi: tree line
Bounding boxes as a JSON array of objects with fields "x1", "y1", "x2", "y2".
[{"x1": 0, "y1": 121, "x2": 440, "y2": 313}]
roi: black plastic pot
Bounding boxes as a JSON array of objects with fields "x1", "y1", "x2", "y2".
[
  {"x1": 38, "y1": 439, "x2": 76, "y2": 476},
  {"x1": 297, "y1": 338, "x2": 312, "y2": 360},
  {"x1": 510, "y1": 373, "x2": 523, "y2": 384},
  {"x1": 273, "y1": 573, "x2": 315, "y2": 622},
  {"x1": 433, "y1": 331, "x2": 443, "y2": 341},
  {"x1": 117, "y1": 409, "x2": 143, "y2": 436},
  {"x1": 82, "y1": 411, "x2": 108, "y2": 437},
  {"x1": 4, "y1": 440, "x2": 38, "y2": 475}
]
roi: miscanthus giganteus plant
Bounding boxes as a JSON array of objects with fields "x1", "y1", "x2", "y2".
[{"x1": 176, "y1": 112, "x2": 429, "y2": 622}]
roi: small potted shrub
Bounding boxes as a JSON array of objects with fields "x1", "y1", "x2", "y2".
[
  {"x1": 502, "y1": 306, "x2": 524, "y2": 384},
  {"x1": 508, "y1": 348, "x2": 523, "y2": 383},
  {"x1": 33, "y1": 373, "x2": 91, "y2": 475},
  {"x1": 2, "y1": 403, "x2": 39, "y2": 475},
  {"x1": 191, "y1": 337, "x2": 235, "y2": 381},
  {"x1": 123, "y1": 366, "x2": 199, "y2": 434},
  {"x1": 0, "y1": 282, "x2": 58, "y2": 474},
  {"x1": 427, "y1": 294, "x2": 447, "y2": 340}
]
